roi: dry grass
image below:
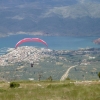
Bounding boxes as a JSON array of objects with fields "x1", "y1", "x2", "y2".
[{"x1": 0, "y1": 80, "x2": 100, "y2": 100}]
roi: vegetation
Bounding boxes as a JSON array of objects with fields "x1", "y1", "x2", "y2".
[
  {"x1": 10, "y1": 82, "x2": 20, "y2": 88},
  {"x1": 1, "y1": 48, "x2": 100, "y2": 81},
  {"x1": 0, "y1": 80, "x2": 100, "y2": 100},
  {"x1": 98, "y1": 72, "x2": 100, "y2": 79},
  {"x1": 47, "y1": 76, "x2": 53, "y2": 81}
]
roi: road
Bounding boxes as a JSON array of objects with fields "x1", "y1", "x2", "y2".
[{"x1": 60, "y1": 65, "x2": 77, "y2": 81}]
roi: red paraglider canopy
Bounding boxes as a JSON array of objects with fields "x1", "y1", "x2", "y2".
[
  {"x1": 15, "y1": 38, "x2": 48, "y2": 48},
  {"x1": 93, "y1": 38, "x2": 100, "y2": 44}
]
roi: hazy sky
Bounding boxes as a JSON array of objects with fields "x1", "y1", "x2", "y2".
[{"x1": 77, "y1": 0, "x2": 100, "y2": 4}]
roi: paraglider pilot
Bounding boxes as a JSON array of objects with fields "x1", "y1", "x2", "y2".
[{"x1": 31, "y1": 63, "x2": 34, "y2": 67}]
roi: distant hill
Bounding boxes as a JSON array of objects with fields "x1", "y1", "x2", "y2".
[
  {"x1": 0, "y1": 0, "x2": 100, "y2": 37},
  {"x1": 0, "y1": 46, "x2": 100, "y2": 81}
]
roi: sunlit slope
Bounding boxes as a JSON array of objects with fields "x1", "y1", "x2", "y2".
[{"x1": 0, "y1": 47, "x2": 100, "y2": 81}]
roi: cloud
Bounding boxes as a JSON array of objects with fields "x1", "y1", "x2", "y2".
[
  {"x1": 77, "y1": 0, "x2": 86, "y2": 4},
  {"x1": 11, "y1": 16, "x2": 24, "y2": 20},
  {"x1": 77, "y1": 0, "x2": 100, "y2": 4},
  {"x1": 6, "y1": 15, "x2": 24, "y2": 20},
  {"x1": 42, "y1": 3, "x2": 100, "y2": 19}
]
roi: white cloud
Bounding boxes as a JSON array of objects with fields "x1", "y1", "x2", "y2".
[
  {"x1": 76, "y1": 0, "x2": 100, "y2": 4},
  {"x1": 42, "y1": 3, "x2": 100, "y2": 19},
  {"x1": 77, "y1": 0, "x2": 86, "y2": 4},
  {"x1": 11, "y1": 15, "x2": 24, "y2": 20}
]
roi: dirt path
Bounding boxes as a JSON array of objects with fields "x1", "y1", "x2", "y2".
[{"x1": 60, "y1": 65, "x2": 77, "y2": 81}]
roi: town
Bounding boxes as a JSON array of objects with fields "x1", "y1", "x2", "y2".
[{"x1": 0, "y1": 46, "x2": 100, "y2": 81}]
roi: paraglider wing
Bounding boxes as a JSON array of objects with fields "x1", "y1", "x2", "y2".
[
  {"x1": 93, "y1": 38, "x2": 100, "y2": 44},
  {"x1": 15, "y1": 38, "x2": 32, "y2": 48},
  {"x1": 15, "y1": 38, "x2": 48, "y2": 48},
  {"x1": 31, "y1": 38, "x2": 48, "y2": 47}
]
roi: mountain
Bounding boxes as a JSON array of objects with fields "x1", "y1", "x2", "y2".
[{"x1": 0, "y1": 0, "x2": 100, "y2": 37}]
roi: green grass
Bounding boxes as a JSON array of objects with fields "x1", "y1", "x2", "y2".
[{"x1": 0, "y1": 80, "x2": 100, "y2": 100}]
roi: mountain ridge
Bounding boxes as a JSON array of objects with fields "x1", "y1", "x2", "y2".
[{"x1": 0, "y1": 0, "x2": 100, "y2": 37}]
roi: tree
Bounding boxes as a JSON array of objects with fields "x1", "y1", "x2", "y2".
[
  {"x1": 98, "y1": 72, "x2": 100, "y2": 79},
  {"x1": 47, "y1": 76, "x2": 53, "y2": 81},
  {"x1": 38, "y1": 74, "x2": 42, "y2": 81}
]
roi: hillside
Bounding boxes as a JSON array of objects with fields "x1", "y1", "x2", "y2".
[
  {"x1": 0, "y1": 46, "x2": 100, "y2": 81},
  {"x1": 0, "y1": 0, "x2": 100, "y2": 36}
]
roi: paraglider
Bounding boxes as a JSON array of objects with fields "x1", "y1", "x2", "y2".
[
  {"x1": 15, "y1": 38, "x2": 48, "y2": 68},
  {"x1": 31, "y1": 63, "x2": 34, "y2": 67},
  {"x1": 93, "y1": 38, "x2": 100, "y2": 44},
  {"x1": 15, "y1": 38, "x2": 48, "y2": 48}
]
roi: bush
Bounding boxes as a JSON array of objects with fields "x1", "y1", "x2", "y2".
[
  {"x1": 10, "y1": 82, "x2": 20, "y2": 88},
  {"x1": 98, "y1": 72, "x2": 100, "y2": 79},
  {"x1": 47, "y1": 76, "x2": 53, "y2": 81},
  {"x1": 65, "y1": 77, "x2": 70, "y2": 80}
]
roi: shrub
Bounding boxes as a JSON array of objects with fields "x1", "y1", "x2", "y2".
[
  {"x1": 65, "y1": 77, "x2": 70, "y2": 80},
  {"x1": 10, "y1": 82, "x2": 20, "y2": 88},
  {"x1": 47, "y1": 76, "x2": 53, "y2": 81},
  {"x1": 98, "y1": 72, "x2": 100, "y2": 79}
]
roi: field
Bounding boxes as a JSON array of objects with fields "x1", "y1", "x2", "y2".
[{"x1": 0, "y1": 80, "x2": 100, "y2": 100}]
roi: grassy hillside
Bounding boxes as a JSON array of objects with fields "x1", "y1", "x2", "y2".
[{"x1": 0, "y1": 80, "x2": 100, "y2": 100}]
